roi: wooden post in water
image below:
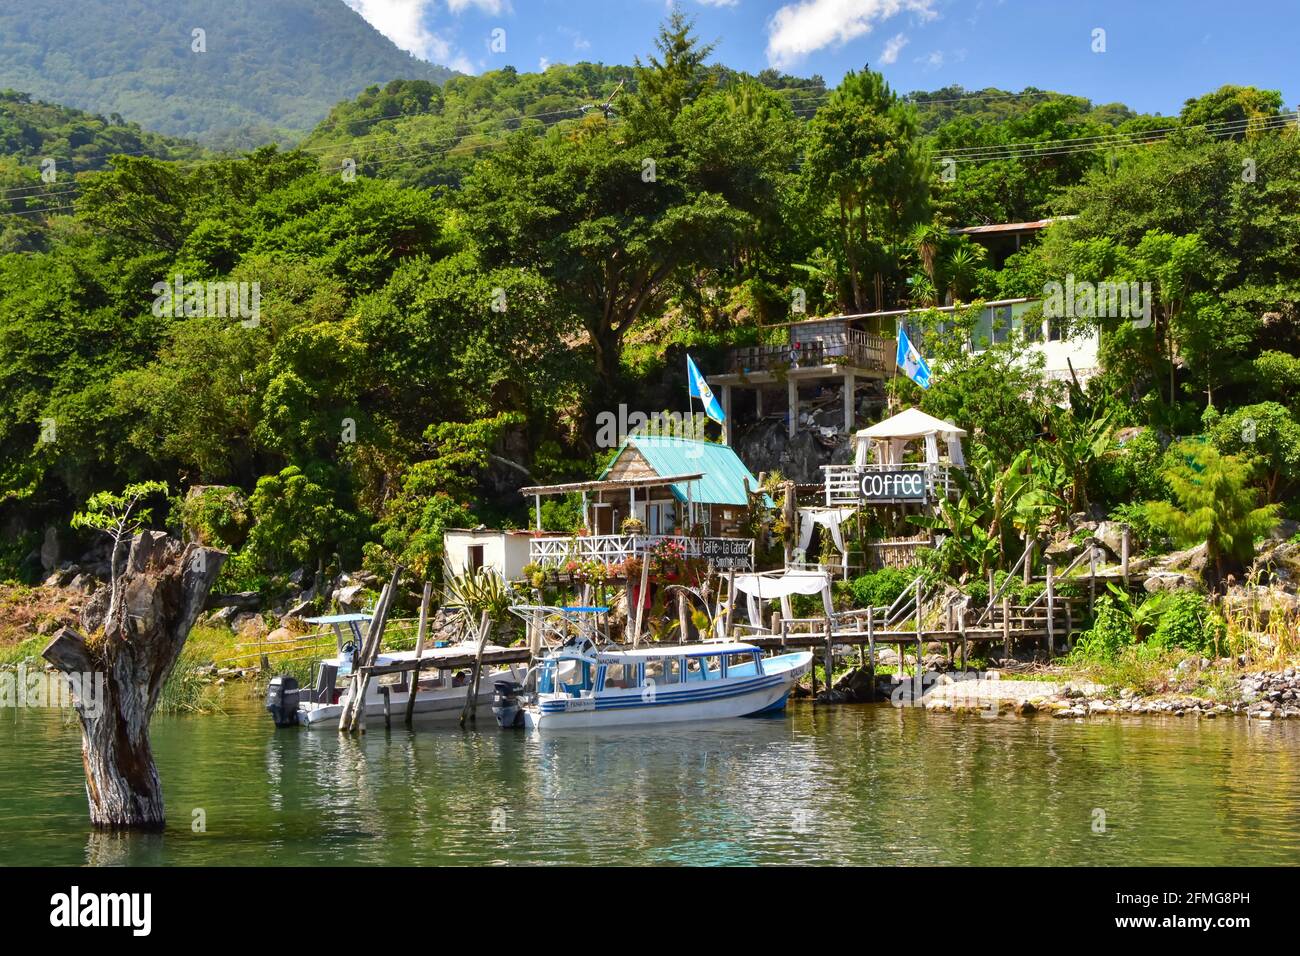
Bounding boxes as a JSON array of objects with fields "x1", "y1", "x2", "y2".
[
  {"x1": 381, "y1": 686, "x2": 391, "y2": 729},
  {"x1": 1045, "y1": 561, "x2": 1056, "y2": 659},
  {"x1": 913, "y1": 636, "x2": 923, "y2": 704},
  {"x1": 867, "y1": 606, "x2": 876, "y2": 701},
  {"x1": 959, "y1": 601, "x2": 968, "y2": 673},
  {"x1": 824, "y1": 619, "x2": 834, "y2": 697},
  {"x1": 1002, "y1": 596, "x2": 1011, "y2": 659},
  {"x1": 404, "y1": 581, "x2": 433, "y2": 727},
  {"x1": 723, "y1": 568, "x2": 736, "y2": 638},
  {"x1": 343, "y1": 567, "x2": 402, "y2": 733},
  {"x1": 913, "y1": 577, "x2": 924, "y2": 702},
  {"x1": 632, "y1": 542, "x2": 650, "y2": 648},
  {"x1": 460, "y1": 612, "x2": 491, "y2": 727}
]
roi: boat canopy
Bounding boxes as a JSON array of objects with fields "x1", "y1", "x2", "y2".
[{"x1": 597, "y1": 642, "x2": 759, "y2": 660}]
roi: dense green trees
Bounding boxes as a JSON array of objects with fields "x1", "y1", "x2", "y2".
[{"x1": 0, "y1": 13, "x2": 1296, "y2": 596}]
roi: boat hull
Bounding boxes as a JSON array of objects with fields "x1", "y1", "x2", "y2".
[{"x1": 523, "y1": 652, "x2": 811, "y2": 731}]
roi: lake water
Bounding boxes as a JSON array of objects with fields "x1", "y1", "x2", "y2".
[{"x1": 2, "y1": 697, "x2": 1298, "y2": 866}]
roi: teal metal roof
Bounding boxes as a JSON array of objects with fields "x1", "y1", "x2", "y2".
[{"x1": 600, "y1": 435, "x2": 765, "y2": 507}]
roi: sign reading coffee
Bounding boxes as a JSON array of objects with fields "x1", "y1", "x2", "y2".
[
  {"x1": 859, "y1": 469, "x2": 927, "y2": 501},
  {"x1": 699, "y1": 537, "x2": 752, "y2": 569}
]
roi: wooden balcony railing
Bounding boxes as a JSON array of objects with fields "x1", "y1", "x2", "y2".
[
  {"x1": 727, "y1": 329, "x2": 888, "y2": 374},
  {"x1": 529, "y1": 534, "x2": 754, "y2": 572}
]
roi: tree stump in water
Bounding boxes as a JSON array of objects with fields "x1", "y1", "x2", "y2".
[{"x1": 42, "y1": 531, "x2": 225, "y2": 830}]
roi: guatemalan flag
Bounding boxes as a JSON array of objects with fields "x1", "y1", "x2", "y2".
[
  {"x1": 686, "y1": 354, "x2": 727, "y2": 424},
  {"x1": 896, "y1": 324, "x2": 932, "y2": 390}
]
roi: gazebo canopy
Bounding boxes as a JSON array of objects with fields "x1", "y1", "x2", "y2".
[
  {"x1": 855, "y1": 407, "x2": 967, "y2": 441},
  {"x1": 854, "y1": 407, "x2": 966, "y2": 467}
]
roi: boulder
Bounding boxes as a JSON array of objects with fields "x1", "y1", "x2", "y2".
[
  {"x1": 233, "y1": 612, "x2": 268, "y2": 639},
  {"x1": 66, "y1": 573, "x2": 97, "y2": 595},
  {"x1": 207, "y1": 591, "x2": 262, "y2": 611},
  {"x1": 1144, "y1": 571, "x2": 1196, "y2": 593}
]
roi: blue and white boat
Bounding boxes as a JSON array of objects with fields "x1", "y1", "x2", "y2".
[{"x1": 493, "y1": 639, "x2": 811, "y2": 731}]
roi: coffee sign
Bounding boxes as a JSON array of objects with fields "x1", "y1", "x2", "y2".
[{"x1": 859, "y1": 469, "x2": 927, "y2": 501}]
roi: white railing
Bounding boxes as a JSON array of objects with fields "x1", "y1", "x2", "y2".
[
  {"x1": 822, "y1": 462, "x2": 957, "y2": 506},
  {"x1": 529, "y1": 534, "x2": 754, "y2": 571}
]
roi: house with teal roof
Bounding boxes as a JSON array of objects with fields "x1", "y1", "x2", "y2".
[{"x1": 510, "y1": 433, "x2": 765, "y2": 575}]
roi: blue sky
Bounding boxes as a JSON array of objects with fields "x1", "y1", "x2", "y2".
[{"x1": 344, "y1": 1, "x2": 1298, "y2": 116}]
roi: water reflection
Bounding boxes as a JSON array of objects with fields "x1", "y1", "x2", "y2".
[{"x1": 1, "y1": 699, "x2": 1298, "y2": 866}]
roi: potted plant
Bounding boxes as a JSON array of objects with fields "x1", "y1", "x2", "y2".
[{"x1": 621, "y1": 515, "x2": 645, "y2": 536}]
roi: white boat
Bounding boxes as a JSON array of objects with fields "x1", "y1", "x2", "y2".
[
  {"x1": 493, "y1": 639, "x2": 811, "y2": 731},
  {"x1": 266, "y1": 617, "x2": 526, "y2": 730}
]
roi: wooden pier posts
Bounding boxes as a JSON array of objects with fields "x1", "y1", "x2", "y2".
[
  {"x1": 404, "y1": 581, "x2": 433, "y2": 727},
  {"x1": 866, "y1": 606, "x2": 876, "y2": 701},
  {"x1": 1045, "y1": 562, "x2": 1056, "y2": 659},
  {"x1": 1001, "y1": 597, "x2": 1011, "y2": 659},
  {"x1": 342, "y1": 566, "x2": 402, "y2": 733},
  {"x1": 460, "y1": 612, "x2": 491, "y2": 727}
]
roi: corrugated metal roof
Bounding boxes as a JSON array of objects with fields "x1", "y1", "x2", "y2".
[{"x1": 600, "y1": 435, "x2": 764, "y2": 507}]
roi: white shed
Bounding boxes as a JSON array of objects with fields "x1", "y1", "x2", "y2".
[{"x1": 443, "y1": 529, "x2": 535, "y2": 580}]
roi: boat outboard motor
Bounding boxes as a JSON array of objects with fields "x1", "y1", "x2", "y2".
[
  {"x1": 266, "y1": 675, "x2": 301, "y2": 727},
  {"x1": 492, "y1": 680, "x2": 525, "y2": 728}
]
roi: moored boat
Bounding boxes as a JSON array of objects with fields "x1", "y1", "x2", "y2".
[{"x1": 493, "y1": 638, "x2": 810, "y2": 731}]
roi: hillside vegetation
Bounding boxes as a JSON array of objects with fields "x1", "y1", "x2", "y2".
[{"x1": 0, "y1": 15, "x2": 1295, "y2": 618}]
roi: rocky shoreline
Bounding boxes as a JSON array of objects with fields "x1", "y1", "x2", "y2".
[{"x1": 814, "y1": 664, "x2": 1300, "y2": 721}]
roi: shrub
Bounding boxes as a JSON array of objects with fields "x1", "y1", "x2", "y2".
[
  {"x1": 1149, "y1": 592, "x2": 1225, "y2": 655},
  {"x1": 850, "y1": 566, "x2": 914, "y2": 609},
  {"x1": 1071, "y1": 594, "x2": 1135, "y2": 662}
]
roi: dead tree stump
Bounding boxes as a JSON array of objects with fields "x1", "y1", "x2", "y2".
[{"x1": 42, "y1": 531, "x2": 225, "y2": 830}]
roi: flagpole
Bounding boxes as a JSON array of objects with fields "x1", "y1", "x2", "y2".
[{"x1": 890, "y1": 318, "x2": 899, "y2": 413}]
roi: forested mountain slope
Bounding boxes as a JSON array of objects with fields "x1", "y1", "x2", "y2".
[{"x1": 0, "y1": 0, "x2": 454, "y2": 147}]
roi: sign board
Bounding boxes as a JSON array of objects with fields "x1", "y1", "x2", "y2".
[
  {"x1": 698, "y1": 537, "x2": 752, "y2": 570},
  {"x1": 859, "y1": 469, "x2": 927, "y2": 502}
]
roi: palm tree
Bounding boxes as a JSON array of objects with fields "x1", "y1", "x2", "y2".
[{"x1": 1145, "y1": 443, "x2": 1279, "y2": 588}]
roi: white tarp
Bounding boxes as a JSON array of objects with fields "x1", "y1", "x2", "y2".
[
  {"x1": 733, "y1": 569, "x2": 833, "y2": 626},
  {"x1": 797, "y1": 506, "x2": 856, "y2": 555}
]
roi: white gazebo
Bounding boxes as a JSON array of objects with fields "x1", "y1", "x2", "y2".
[
  {"x1": 823, "y1": 407, "x2": 967, "y2": 506},
  {"x1": 853, "y1": 407, "x2": 967, "y2": 468}
]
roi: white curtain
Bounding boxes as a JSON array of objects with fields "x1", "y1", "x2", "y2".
[{"x1": 797, "y1": 507, "x2": 855, "y2": 555}]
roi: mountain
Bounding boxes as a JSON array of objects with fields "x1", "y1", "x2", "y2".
[{"x1": 0, "y1": 0, "x2": 455, "y2": 147}]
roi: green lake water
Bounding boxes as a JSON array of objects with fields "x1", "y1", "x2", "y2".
[{"x1": 2, "y1": 697, "x2": 1298, "y2": 866}]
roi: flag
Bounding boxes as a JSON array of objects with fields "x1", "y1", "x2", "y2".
[
  {"x1": 686, "y1": 354, "x2": 726, "y2": 424},
  {"x1": 896, "y1": 324, "x2": 932, "y2": 390}
]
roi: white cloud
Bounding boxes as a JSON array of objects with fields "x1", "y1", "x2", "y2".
[
  {"x1": 916, "y1": 49, "x2": 944, "y2": 69},
  {"x1": 344, "y1": 0, "x2": 473, "y2": 71},
  {"x1": 765, "y1": 0, "x2": 937, "y2": 68},
  {"x1": 879, "y1": 32, "x2": 907, "y2": 64},
  {"x1": 447, "y1": 0, "x2": 511, "y2": 13},
  {"x1": 695, "y1": 0, "x2": 741, "y2": 6}
]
